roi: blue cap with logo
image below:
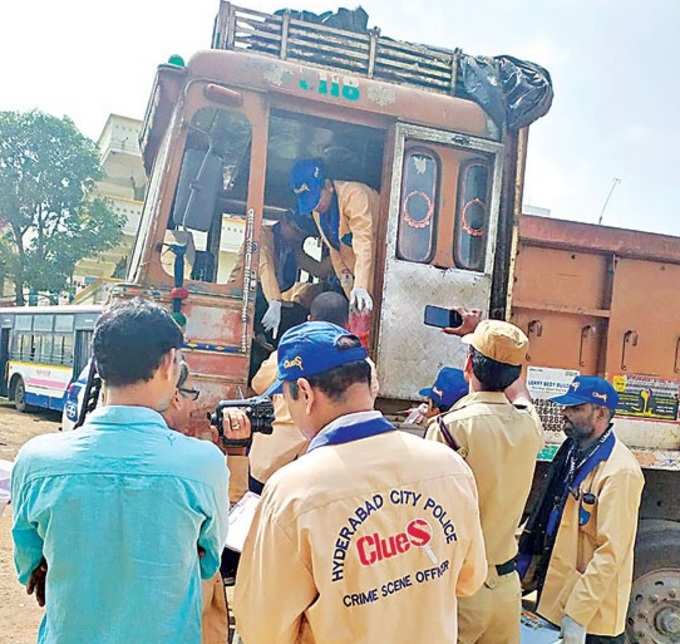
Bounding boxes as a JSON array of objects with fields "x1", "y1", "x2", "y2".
[
  {"x1": 265, "y1": 321, "x2": 368, "y2": 396},
  {"x1": 419, "y1": 367, "x2": 468, "y2": 411},
  {"x1": 550, "y1": 375, "x2": 619, "y2": 411},
  {"x1": 289, "y1": 158, "x2": 327, "y2": 216}
]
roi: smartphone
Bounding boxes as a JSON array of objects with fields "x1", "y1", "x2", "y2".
[{"x1": 424, "y1": 305, "x2": 463, "y2": 329}]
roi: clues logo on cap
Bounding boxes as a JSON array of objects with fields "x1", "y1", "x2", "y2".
[{"x1": 283, "y1": 356, "x2": 304, "y2": 370}]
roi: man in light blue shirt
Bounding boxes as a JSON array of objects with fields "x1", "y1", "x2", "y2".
[{"x1": 11, "y1": 299, "x2": 230, "y2": 644}]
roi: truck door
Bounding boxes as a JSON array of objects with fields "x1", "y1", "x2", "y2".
[{"x1": 375, "y1": 123, "x2": 504, "y2": 401}]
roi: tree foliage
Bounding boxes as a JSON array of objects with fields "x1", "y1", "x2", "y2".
[{"x1": 0, "y1": 110, "x2": 124, "y2": 304}]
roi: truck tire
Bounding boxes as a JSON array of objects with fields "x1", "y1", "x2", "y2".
[
  {"x1": 14, "y1": 377, "x2": 28, "y2": 413},
  {"x1": 627, "y1": 519, "x2": 680, "y2": 643}
]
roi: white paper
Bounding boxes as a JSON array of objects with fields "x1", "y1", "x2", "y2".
[
  {"x1": 520, "y1": 610, "x2": 562, "y2": 644},
  {"x1": 225, "y1": 491, "x2": 261, "y2": 553}
]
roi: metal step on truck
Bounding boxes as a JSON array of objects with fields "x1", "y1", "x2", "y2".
[{"x1": 110, "y1": 2, "x2": 677, "y2": 641}]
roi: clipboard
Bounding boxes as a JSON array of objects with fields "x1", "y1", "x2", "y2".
[
  {"x1": 225, "y1": 491, "x2": 261, "y2": 553},
  {"x1": 521, "y1": 610, "x2": 562, "y2": 644}
]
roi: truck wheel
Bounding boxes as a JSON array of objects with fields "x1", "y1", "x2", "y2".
[
  {"x1": 627, "y1": 519, "x2": 680, "y2": 643},
  {"x1": 14, "y1": 377, "x2": 28, "y2": 413}
]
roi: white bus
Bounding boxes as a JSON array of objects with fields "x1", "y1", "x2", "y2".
[{"x1": 0, "y1": 305, "x2": 102, "y2": 413}]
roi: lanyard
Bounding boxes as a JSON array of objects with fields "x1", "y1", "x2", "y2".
[{"x1": 546, "y1": 429, "x2": 615, "y2": 537}]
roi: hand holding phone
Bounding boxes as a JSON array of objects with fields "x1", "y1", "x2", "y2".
[{"x1": 424, "y1": 305, "x2": 463, "y2": 329}]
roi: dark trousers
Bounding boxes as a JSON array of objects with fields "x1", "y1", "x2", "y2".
[{"x1": 586, "y1": 634, "x2": 625, "y2": 644}]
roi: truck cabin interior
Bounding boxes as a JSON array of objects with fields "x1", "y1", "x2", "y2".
[
  {"x1": 162, "y1": 101, "x2": 493, "y2": 291},
  {"x1": 162, "y1": 105, "x2": 385, "y2": 288}
]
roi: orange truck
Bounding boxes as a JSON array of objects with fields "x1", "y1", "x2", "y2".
[{"x1": 114, "y1": 3, "x2": 678, "y2": 639}]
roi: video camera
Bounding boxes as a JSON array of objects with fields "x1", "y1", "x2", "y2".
[{"x1": 208, "y1": 395, "x2": 275, "y2": 447}]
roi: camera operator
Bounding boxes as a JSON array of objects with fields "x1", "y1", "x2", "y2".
[
  {"x1": 230, "y1": 321, "x2": 487, "y2": 643},
  {"x1": 162, "y1": 360, "x2": 229, "y2": 644}
]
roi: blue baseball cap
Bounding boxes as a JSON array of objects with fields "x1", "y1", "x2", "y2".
[
  {"x1": 550, "y1": 375, "x2": 619, "y2": 411},
  {"x1": 419, "y1": 367, "x2": 468, "y2": 411},
  {"x1": 289, "y1": 158, "x2": 327, "y2": 216},
  {"x1": 265, "y1": 321, "x2": 368, "y2": 396}
]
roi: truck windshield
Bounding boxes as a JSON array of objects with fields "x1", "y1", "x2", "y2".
[{"x1": 163, "y1": 106, "x2": 252, "y2": 284}]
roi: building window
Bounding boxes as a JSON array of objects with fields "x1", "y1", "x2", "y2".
[
  {"x1": 454, "y1": 160, "x2": 491, "y2": 272},
  {"x1": 397, "y1": 148, "x2": 439, "y2": 263}
]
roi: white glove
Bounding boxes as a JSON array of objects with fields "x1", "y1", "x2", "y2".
[
  {"x1": 405, "y1": 402, "x2": 429, "y2": 426},
  {"x1": 561, "y1": 615, "x2": 586, "y2": 644},
  {"x1": 261, "y1": 300, "x2": 282, "y2": 339},
  {"x1": 350, "y1": 287, "x2": 373, "y2": 313}
]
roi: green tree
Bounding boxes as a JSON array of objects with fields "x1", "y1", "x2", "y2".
[{"x1": 0, "y1": 110, "x2": 124, "y2": 304}]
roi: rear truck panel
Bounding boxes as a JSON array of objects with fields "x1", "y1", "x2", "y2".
[
  {"x1": 511, "y1": 216, "x2": 680, "y2": 641},
  {"x1": 510, "y1": 214, "x2": 680, "y2": 471}
]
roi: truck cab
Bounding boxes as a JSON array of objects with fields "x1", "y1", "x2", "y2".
[{"x1": 121, "y1": 3, "x2": 531, "y2": 434}]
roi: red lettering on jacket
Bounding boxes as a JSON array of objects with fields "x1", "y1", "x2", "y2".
[{"x1": 356, "y1": 519, "x2": 432, "y2": 567}]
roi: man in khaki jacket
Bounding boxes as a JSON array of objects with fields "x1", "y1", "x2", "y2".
[
  {"x1": 519, "y1": 376, "x2": 644, "y2": 644},
  {"x1": 258, "y1": 212, "x2": 330, "y2": 338},
  {"x1": 289, "y1": 159, "x2": 380, "y2": 313},
  {"x1": 425, "y1": 320, "x2": 544, "y2": 644},
  {"x1": 233, "y1": 321, "x2": 487, "y2": 643}
]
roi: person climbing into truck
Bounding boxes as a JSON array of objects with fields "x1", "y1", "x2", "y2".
[{"x1": 289, "y1": 158, "x2": 380, "y2": 315}]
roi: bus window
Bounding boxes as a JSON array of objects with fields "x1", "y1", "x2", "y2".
[
  {"x1": 36, "y1": 335, "x2": 54, "y2": 364},
  {"x1": 62, "y1": 335, "x2": 74, "y2": 365},
  {"x1": 54, "y1": 335, "x2": 74, "y2": 365},
  {"x1": 15, "y1": 333, "x2": 34, "y2": 361},
  {"x1": 55, "y1": 315, "x2": 75, "y2": 333},
  {"x1": 162, "y1": 107, "x2": 251, "y2": 285},
  {"x1": 397, "y1": 148, "x2": 438, "y2": 264},
  {"x1": 34, "y1": 315, "x2": 54, "y2": 333},
  {"x1": 454, "y1": 160, "x2": 491, "y2": 272},
  {"x1": 11, "y1": 334, "x2": 21, "y2": 359},
  {"x1": 15, "y1": 316, "x2": 32, "y2": 332}
]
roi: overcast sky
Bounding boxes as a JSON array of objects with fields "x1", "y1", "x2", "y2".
[{"x1": 2, "y1": 0, "x2": 677, "y2": 234}]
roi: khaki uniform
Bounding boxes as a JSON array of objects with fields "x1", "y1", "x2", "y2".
[
  {"x1": 249, "y1": 353, "x2": 381, "y2": 485},
  {"x1": 426, "y1": 391, "x2": 544, "y2": 644},
  {"x1": 235, "y1": 420, "x2": 487, "y2": 643},
  {"x1": 312, "y1": 181, "x2": 380, "y2": 298},
  {"x1": 201, "y1": 573, "x2": 228, "y2": 644},
  {"x1": 537, "y1": 438, "x2": 644, "y2": 636}
]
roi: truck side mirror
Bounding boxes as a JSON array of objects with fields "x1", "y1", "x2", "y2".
[{"x1": 172, "y1": 147, "x2": 223, "y2": 232}]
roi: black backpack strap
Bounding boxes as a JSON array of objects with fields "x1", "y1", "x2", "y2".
[{"x1": 437, "y1": 416, "x2": 460, "y2": 452}]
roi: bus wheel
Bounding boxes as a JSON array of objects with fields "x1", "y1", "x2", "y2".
[
  {"x1": 627, "y1": 520, "x2": 680, "y2": 643},
  {"x1": 14, "y1": 377, "x2": 27, "y2": 413}
]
